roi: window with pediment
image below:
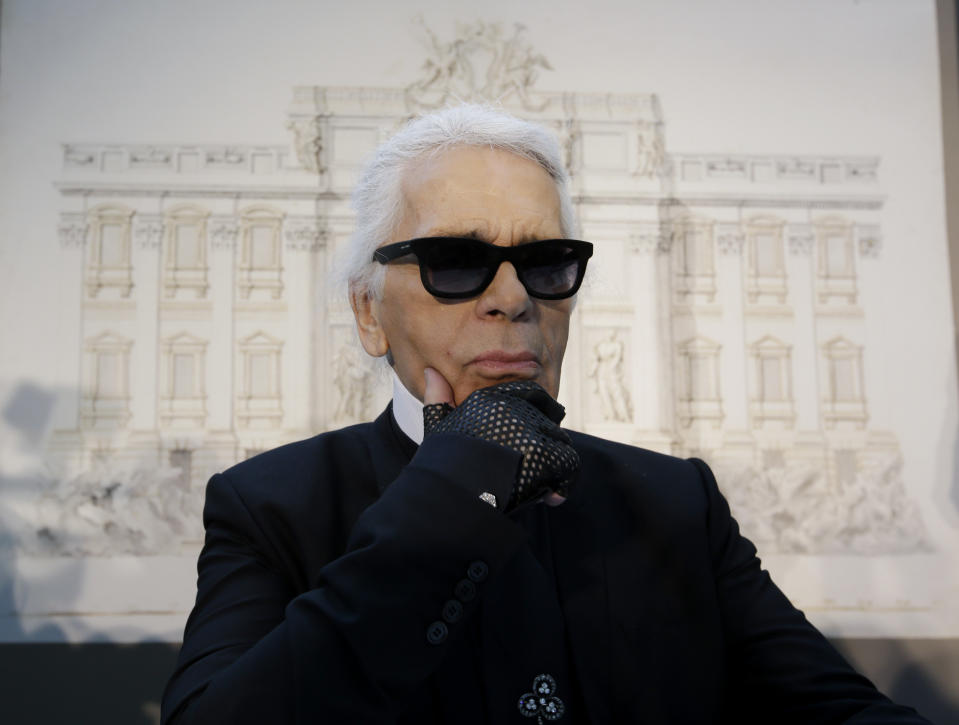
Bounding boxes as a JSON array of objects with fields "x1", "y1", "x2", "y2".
[
  {"x1": 163, "y1": 205, "x2": 210, "y2": 299},
  {"x1": 160, "y1": 332, "x2": 207, "y2": 427},
  {"x1": 745, "y1": 217, "x2": 787, "y2": 305},
  {"x1": 236, "y1": 331, "x2": 283, "y2": 428},
  {"x1": 672, "y1": 217, "x2": 716, "y2": 303},
  {"x1": 676, "y1": 337, "x2": 723, "y2": 427},
  {"x1": 814, "y1": 217, "x2": 857, "y2": 305},
  {"x1": 749, "y1": 336, "x2": 795, "y2": 427},
  {"x1": 238, "y1": 206, "x2": 284, "y2": 299},
  {"x1": 80, "y1": 331, "x2": 132, "y2": 428},
  {"x1": 85, "y1": 205, "x2": 134, "y2": 298},
  {"x1": 821, "y1": 337, "x2": 868, "y2": 429}
]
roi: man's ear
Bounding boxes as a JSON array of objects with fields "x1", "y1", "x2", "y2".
[{"x1": 349, "y1": 284, "x2": 389, "y2": 358}]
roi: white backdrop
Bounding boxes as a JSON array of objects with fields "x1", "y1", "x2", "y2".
[{"x1": 0, "y1": 0, "x2": 956, "y2": 642}]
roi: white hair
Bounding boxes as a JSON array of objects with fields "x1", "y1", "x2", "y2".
[{"x1": 334, "y1": 104, "x2": 577, "y2": 300}]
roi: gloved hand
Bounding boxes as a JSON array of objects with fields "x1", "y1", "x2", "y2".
[{"x1": 423, "y1": 380, "x2": 579, "y2": 511}]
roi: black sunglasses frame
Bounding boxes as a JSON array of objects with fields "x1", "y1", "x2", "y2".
[{"x1": 372, "y1": 237, "x2": 594, "y2": 300}]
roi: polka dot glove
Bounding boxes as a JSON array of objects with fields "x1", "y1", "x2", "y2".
[{"x1": 423, "y1": 381, "x2": 579, "y2": 511}]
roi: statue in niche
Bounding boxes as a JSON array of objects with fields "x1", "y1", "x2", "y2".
[
  {"x1": 287, "y1": 117, "x2": 324, "y2": 174},
  {"x1": 634, "y1": 122, "x2": 665, "y2": 179},
  {"x1": 588, "y1": 331, "x2": 633, "y2": 423},
  {"x1": 406, "y1": 18, "x2": 552, "y2": 111},
  {"x1": 332, "y1": 344, "x2": 373, "y2": 422},
  {"x1": 555, "y1": 118, "x2": 578, "y2": 176}
]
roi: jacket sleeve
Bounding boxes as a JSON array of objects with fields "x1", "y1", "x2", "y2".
[
  {"x1": 691, "y1": 458, "x2": 932, "y2": 724},
  {"x1": 161, "y1": 434, "x2": 526, "y2": 725}
]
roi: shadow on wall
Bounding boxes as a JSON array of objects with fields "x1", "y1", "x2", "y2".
[
  {"x1": 951, "y1": 414, "x2": 959, "y2": 520},
  {"x1": 1, "y1": 380, "x2": 204, "y2": 558},
  {"x1": 0, "y1": 380, "x2": 177, "y2": 725},
  {"x1": 3, "y1": 382, "x2": 57, "y2": 449},
  {"x1": 0, "y1": 552, "x2": 175, "y2": 725},
  {"x1": 833, "y1": 638, "x2": 959, "y2": 723}
]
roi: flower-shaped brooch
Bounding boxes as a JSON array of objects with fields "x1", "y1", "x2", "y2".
[{"x1": 517, "y1": 673, "x2": 565, "y2": 722}]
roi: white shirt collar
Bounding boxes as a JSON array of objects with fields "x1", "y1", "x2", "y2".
[{"x1": 391, "y1": 371, "x2": 424, "y2": 445}]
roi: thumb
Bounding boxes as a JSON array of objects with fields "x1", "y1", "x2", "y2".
[
  {"x1": 543, "y1": 492, "x2": 567, "y2": 507},
  {"x1": 423, "y1": 367, "x2": 455, "y2": 407}
]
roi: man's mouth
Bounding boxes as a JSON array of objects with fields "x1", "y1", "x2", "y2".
[{"x1": 468, "y1": 351, "x2": 541, "y2": 375}]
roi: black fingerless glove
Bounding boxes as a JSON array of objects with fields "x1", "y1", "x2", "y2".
[{"x1": 423, "y1": 380, "x2": 579, "y2": 511}]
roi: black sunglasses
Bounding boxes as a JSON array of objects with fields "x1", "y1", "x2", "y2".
[{"x1": 372, "y1": 237, "x2": 593, "y2": 300}]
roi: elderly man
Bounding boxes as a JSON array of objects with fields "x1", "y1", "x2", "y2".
[{"x1": 162, "y1": 106, "x2": 929, "y2": 724}]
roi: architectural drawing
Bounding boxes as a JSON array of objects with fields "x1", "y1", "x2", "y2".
[{"x1": 13, "y1": 21, "x2": 924, "y2": 560}]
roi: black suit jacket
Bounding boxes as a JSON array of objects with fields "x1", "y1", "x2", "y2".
[{"x1": 161, "y1": 406, "x2": 929, "y2": 724}]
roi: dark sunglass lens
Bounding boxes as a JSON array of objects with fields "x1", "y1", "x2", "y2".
[
  {"x1": 521, "y1": 244, "x2": 581, "y2": 296},
  {"x1": 424, "y1": 240, "x2": 490, "y2": 294}
]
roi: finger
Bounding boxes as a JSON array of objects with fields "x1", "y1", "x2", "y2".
[
  {"x1": 423, "y1": 367, "x2": 455, "y2": 407},
  {"x1": 543, "y1": 492, "x2": 567, "y2": 507}
]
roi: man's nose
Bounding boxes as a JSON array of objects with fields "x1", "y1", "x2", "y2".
[{"x1": 475, "y1": 261, "x2": 532, "y2": 320}]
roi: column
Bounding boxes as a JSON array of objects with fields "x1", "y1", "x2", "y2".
[
  {"x1": 130, "y1": 214, "x2": 161, "y2": 434},
  {"x1": 281, "y1": 219, "x2": 321, "y2": 434},
  {"x1": 628, "y1": 224, "x2": 674, "y2": 452},
  {"x1": 207, "y1": 216, "x2": 237, "y2": 432},
  {"x1": 715, "y1": 224, "x2": 750, "y2": 431},
  {"x1": 786, "y1": 223, "x2": 822, "y2": 432}
]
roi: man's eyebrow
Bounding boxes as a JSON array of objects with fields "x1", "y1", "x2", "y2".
[
  {"x1": 422, "y1": 230, "x2": 549, "y2": 244},
  {"x1": 425, "y1": 229, "x2": 489, "y2": 241}
]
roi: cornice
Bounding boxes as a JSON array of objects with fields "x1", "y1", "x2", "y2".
[{"x1": 55, "y1": 182, "x2": 346, "y2": 201}]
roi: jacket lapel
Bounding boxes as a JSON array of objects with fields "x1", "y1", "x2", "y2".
[{"x1": 369, "y1": 403, "x2": 418, "y2": 493}]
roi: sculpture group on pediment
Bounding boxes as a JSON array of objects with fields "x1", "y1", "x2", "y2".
[{"x1": 406, "y1": 18, "x2": 552, "y2": 111}]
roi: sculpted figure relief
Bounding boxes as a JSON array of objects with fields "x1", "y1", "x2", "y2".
[
  {"x1": 634, "y1": 122, "x2": 665, "y2": 179},
  {"x1": 720, "y1": 456, "x2": 929, "y2": 555},
  {"x1": 332, "y1": 344, "x2": 374, "y2": 423},
  {"x1": 587, "y1": 331, "x2": 633, "y2": 423},
  {"x1": 287, "y1": 117, "x2": 324, "y2": 174},
  {"x1": 10, "y1": 463, "x2": 204, "y2": 557},
  {"x1": 406, "y1": 19, "x2": 552, "y2": 111}
]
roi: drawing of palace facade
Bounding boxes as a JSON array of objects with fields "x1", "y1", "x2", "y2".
[{"x1": 41, "y1": 83, "x2": 923, "y2": 557}]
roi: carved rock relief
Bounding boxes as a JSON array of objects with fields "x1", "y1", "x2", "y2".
[
  {"x1": 717, "y1": 455, "x2": 929, "y2": 555},
  {"x1": 5, "y1": 463, "x2": 204, "y2": 557}
]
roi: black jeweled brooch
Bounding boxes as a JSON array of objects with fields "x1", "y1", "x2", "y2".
[{"x1": 517, "y1": 673, "x2": 565, "y2": 722}]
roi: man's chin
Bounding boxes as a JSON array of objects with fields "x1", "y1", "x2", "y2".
[{"x1": 455, "y1": 371, "x2": 555, "y2": 403}]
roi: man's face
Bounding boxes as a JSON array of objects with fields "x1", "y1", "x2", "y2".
[{"x1": 353, "y1": 145, "x2": 573, "y2": 404}]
